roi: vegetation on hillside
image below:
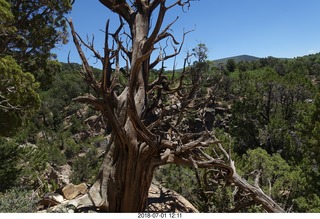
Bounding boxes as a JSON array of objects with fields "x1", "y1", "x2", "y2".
[{"x1": 1, "y1": 52, "x2": 320, "y2": 212}]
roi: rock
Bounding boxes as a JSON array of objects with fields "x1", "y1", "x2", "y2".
[
  {"x1": 47, "y1": 193, "x2": 64, "y2": 203},
  {"x1": 37, "y1": 193, "x2": 64, "y2": 209},
  {"x1": 41, "y1": 203, "x2": 76, "y2": 213},
  {"x1": 43, "y1": 163, "x2": 72, "y2": 189},
  {"x1": 61, "y1": 183, "x2": 88, "y2": 200},
  {"x1": 58, "y1": 164, "x2": 72, "y2": 185},
  {"x1": 38, "y1": 181, "x2": 198, "y2": 213},
  {"x1": 147, "y1": 182, "x2": 199, "y2": 213}
]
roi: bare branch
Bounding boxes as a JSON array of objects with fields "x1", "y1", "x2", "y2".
[
  {"x1": 179, "y1": 136, "x2": 220, "y2": 153},
  {"x1": 73, "y1": 95, "x2": 105, "y2": 112},
  {"x1": 150, "y1": 29, "x2": 193, "y2": 69},
  {"x1": 0, "y1": 95, "x2": 22, "y2": 112},
  {"x1": 230, "y1": 171, "x2": 285, "y2": 212},
  {"x1": 229, "y1": 200, "x2": 256, "y2": 212},
  {"x1": 68, "y1": 18, "x2": 99, "y2": 91},
  {"x1": 76, "y1": 32, "x2": 103, "y2": 62},
  {"x1": 166, "y1": 0, "x2": 191, "y2": 11},
  {"x1": 144, "y1": 1, "x2": 167, "y2": 52},
  {"x1": 149, "y1": 0, "x2": 164, "y2": 12},
  {"x1": 155, "y1": 20, "x2": 180, "y2": 45},
  {"x1": 99, "y1": 0, "x2": 134, "y2": 23},
  {"x1": 101, "y1": 19, "x2": 111, "y2": 91}
]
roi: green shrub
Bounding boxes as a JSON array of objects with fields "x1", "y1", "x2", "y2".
[
  {"x1": 0, "y1": 138, "x2": 21, "y2": 192},
  {"x1": 0, "y1": 188, "x2": 37, "y2": 212},
  {"x1": 18, "y1": 143, "x2": 48, "y2": 189},
  {"x1": 71, "y1": 147, "x2": 100, "y2": 184},
  {"x1": 41, "y1": 140, "x2": 67, "y2": 166},
  {"x1": 64, "y1": 138, "x2": 81, "y2": 160}
]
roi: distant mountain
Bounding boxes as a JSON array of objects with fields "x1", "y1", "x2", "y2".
[{"x1": 213, "y1": 55, "x2": 261, "y2": 66}]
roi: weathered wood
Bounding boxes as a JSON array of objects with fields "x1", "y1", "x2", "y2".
[
  {"x1": 65, "y1": 0, "x2": 285, "y2": 213},
  {"x1": 230, "y1": 172, "x2": 285, "y2": 213}
]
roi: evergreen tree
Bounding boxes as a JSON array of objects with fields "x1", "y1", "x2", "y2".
[
  {"x1": 0, "y1": 56, "x2": 40, "y2": 136},
  {"x1": 226, "y1": 59, "x2": 236, "y2": 72},
  {"x1": 1, "y1": 0, "x2": 72, "y2": 74}
]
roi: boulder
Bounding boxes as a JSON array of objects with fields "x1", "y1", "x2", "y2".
[
  {"x1": 147, "y1": 182, "x2": 199, "y2": 213},
  {"x1": 37, "y1": 193, "x2": 64, "y2": 209},
  {"x1": 61, "y1": 183, "x2": 88, "y2": 200}
]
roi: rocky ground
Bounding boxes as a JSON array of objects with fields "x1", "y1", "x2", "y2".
[{"x1": 37, "y1": 181, "x2": 198, "y2": 213}]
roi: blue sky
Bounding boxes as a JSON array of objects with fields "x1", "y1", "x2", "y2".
[{"x1": 53, "y1": 0, "x2": 320, "y2": 69}]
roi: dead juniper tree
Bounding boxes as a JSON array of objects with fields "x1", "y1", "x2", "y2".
[{"x1": 65, "y1": 0, "x2": 285, "y2": 212}]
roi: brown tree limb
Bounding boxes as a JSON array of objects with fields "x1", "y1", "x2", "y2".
[
  {"x1": 68, "y1": 18, "x2": 100, "y2": 94},
  {"x1": 229, "y1": 200, "x2": 256, "y2": 212},
  {"x1": 99, "y1": 0, "x2": 134, "y2": 23},
  {"x1": 149, "y1": 0, "x2": 165, "y2": 12},
  {"x1": 144, "y1": 1, "x2": 167, "y2": 51},
  {"x1": 150, "y1": 29, "x2": 193, "y2": 70},
  {"x1": 73, "y1": 95, "x2": 105, "y2": 112},
  {"x1": 230, "y1": 170, "x2": 285, "y2": 212},
  {"x1": 102, "y1": 19, "x2": 112, "y2": 91}
]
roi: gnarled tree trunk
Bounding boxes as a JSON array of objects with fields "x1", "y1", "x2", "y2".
[
  {"x1": 65, "y1": 0, "x2": 285, "y2": 213},
  {"x1": 71, "y1": 5, "x2": 160, "y2": 211},
  {"x1": 88, "y1": 138, "x2": 156, "y2": 211}
]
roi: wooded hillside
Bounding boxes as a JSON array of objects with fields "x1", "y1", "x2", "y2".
[{"x1": 1, "y1": 53, "x2": 320, "y2": 212}]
